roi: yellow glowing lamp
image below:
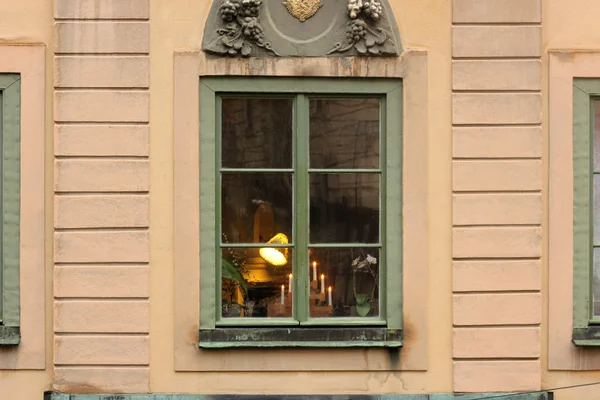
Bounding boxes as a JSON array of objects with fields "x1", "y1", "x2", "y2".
[{"x1": 259, "y1": 233, "x2": 289, "y2": 266}]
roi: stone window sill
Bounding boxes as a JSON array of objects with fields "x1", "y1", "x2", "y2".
[
  {"x1": 198, "y1": 327, "x2": 402, "y2": 348},
  {"x1": 0, "y1": 326, "x2": 20, "y2": 346},
  {"x1": 573, "y1": 326, "x2": 600, "y2": 346}
]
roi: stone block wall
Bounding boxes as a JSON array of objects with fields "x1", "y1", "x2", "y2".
[
  {"x1": 52, "y1": 0, "x2": 150, "y2": 393},
  {"x1": 451, "y1": 0, "x2": 543, "y2": 392}
]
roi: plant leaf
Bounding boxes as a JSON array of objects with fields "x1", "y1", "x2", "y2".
[
  {"x1": 355, "y1": 293, "x2": 371, "y2": 317},
  {"x1": 222, "y1": 256, "x2": 248, "y2": 296}
]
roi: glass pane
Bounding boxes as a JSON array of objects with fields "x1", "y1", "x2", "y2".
[
  {"x1": 594, "y1": 100, "x2": 600, "y2": 171},
  {"x1": 308, "y1": 248, "x2": 380, "y2": 318},
  {"x1": 221, "y1": 98, "x2": 293, "y2": 169},
  {"x1": 221, "y1": 173, "x2": 293, "y2": 243},
  {"x1": 309, "y1": 173, "x2": 380, "y2": 243},
  {"x1": 309, "y1": 98, "x2": 380, "y2": 169},
  {"x1": 221, "y1": 248, "x2": 293, "y2": 319}
]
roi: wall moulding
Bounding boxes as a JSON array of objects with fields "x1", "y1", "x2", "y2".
[
  {"x1": 173, "y1": 49, "x2": 428, "y2": 372},
  {"x1": 201, "y1": 0, "x2": 403, "y2": 58}
]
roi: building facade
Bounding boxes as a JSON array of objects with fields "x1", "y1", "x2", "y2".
[{"x1": 2, "y1": 0, "x2": 600, "y2": 399}]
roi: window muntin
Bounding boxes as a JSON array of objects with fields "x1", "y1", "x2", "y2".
[{"x1": 218, "y1": 94, "x2": 384, "y2": 324}]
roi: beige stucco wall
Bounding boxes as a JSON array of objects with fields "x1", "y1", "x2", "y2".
[
  {"x1": 13, "y1": 0, "x2": 600, "y2": 398},
  {"x1": 0, "y1": 0, "x2": 54, "y2": 399},
  {"x1": 150, "y1": 0, "x2": 452, "y2": 394},
  {"x1": 544, "y1": 1, "x2": 600, "y2": 399}
]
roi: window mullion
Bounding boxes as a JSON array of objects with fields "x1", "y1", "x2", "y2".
[{"x1": 295, "y1": 94, "x2": 309, "y2": 323}]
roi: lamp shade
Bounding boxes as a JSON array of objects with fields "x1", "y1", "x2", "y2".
[{"x1": 259, "y1": 233, "x2": 289, "y2": 266}]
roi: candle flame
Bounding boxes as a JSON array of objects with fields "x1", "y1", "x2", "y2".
[
  {"x1": 289, "y1": 273, "x2": 292, "y2": 278},
  {"x1": 328, "y1": 286, "x2": 332, "y2": 293},
  {"x1": 313, "y1": 261, "x2": 317, "y2": 267},
  {"x1": 321, "y1": 274, "x2": 324, "y2": 279}
]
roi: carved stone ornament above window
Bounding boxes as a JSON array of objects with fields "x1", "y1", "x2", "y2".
[{"x1": 201, "y1": 0, "x2": 402, "y2": 58}]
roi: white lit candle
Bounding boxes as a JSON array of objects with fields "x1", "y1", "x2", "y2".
[
  {"x1": 321, "y1": 274, "x2": 325, "y2": 293},
  {"x1": 288, "y1": 273, "x2": 293, "y2": 293},
  {"x1": 328, "y1": 286, "x2": 332, "y2": 306},
  {"x1": 312, "y1": 261, "x2": 317, "y2": 281},
  {"x1": 281, "y1": 285, "x2": 285, "y2": 305}
]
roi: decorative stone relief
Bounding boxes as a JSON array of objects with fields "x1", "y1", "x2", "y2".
[
  {"x1": 202, "y1": 0, "x2": 402, "y2": 57},
  {"x1": 204, "y1": 0, "x2": 279, "y2": 57},
  {"x1": 327, "y1": 0, "x2": 396, "y2": 56}
]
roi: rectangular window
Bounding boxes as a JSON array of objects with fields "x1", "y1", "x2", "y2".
[
  {"x1": 198, "y1": 78, "x2": 402, "y2": 347},
  {"x1": 0, "y1": 73, "x2": 20, "y2": 346}
]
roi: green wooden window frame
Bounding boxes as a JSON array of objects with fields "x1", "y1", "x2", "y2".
[
  {"x1": 198, "y1": 77, "x2": 402, "y2": 348},
  {"x1": 0, "y1": 73, "x2": 21, "y2": 346}
]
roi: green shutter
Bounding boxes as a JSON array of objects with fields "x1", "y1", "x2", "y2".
[{"x1": 0, "y1": 73, "x2": 20, "y2": 346}]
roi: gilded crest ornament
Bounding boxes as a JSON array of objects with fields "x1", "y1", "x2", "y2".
[{"x1": 282, "y1": 0, "x2": 322, "y2": 22}]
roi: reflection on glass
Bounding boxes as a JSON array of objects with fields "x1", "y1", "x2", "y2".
[
  {"x1": 221, "y1": 98, "x2": 293, "y2": 169},
  {"x1": 309, "y1": 98, "x2": 380, "y2": 169},
  {"x1": 309, "y1": 174, "x2": 380, "y2": 243},
  {"x1": 221, "y1": 248, "x2": 293, "y2": 318},
  {"x1": 308, "y1": 248, "x2": 380, "y2": 318},
  {"x1": 221, "y1": 173, "x2": 293, "y2": 243}
]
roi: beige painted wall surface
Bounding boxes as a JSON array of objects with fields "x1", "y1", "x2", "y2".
[
  {"x1": 0, "y1": 0, "x2": 54, "y2": 399},
  {"x1": 544, "y1": 1, "x2": 600, "y2": 399},
  {"x1": 150, "y1": 0, "x2": 452, "y2": 394}
]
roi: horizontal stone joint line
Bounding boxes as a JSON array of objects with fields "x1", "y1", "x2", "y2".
[
  {"x1": 452, "y1": 355, "x2": 540, "y2": 362},
  {"x1": 53, "y1": 365, "x2": 149, "y2": 370},
  {"x1": 452, "y1": 22, "x2": 542, "y2": 27},
  {"x1": 54, "y1": 20, "x2": 149, "y2": 24},
  {"x1": 453, "y1": 158, "x2": 542, "y2": 162},
  {"x1": 55, "y1": 52, "x2": 150, "y2": 57},
  {"x1": 453, "y1": 190, "x2": 541, "y2": 194},
  {"x1": 54, "y1": 363, "x2": 150, "y2": 367},
  {"x1": 453, "y1": 257, "x2": 541, "y2": 261},
  {"x1": 55, "y1": 155, "x2": 149, "y2": 160},
  {"x1": 54, "y1": 332, "x2": 150, "y2": 337},
  {"x1": 452, "y1": 123, "x2": 542, "y2": 128},
  {"x1": 453, "y1": 224, "x2": 541, "y2": 228},
  {"x1": 55, "y1": 193, "x2": 149, "y2": 198},
  {"x1": 452, "y1": 56, "x2": 541, "y2": 61},
  {"x1": 54, "y1": 87, "x2": 149, "y2": 91},
  {"x1": 55, "y1": 190, "x2": 150, "y2": 195},
  {"x1": 54, "y1": 297, "x2": 149, "y2": 302},
  {"x1": 55, "y1": 121, "x2": 149, "y2": 126},
  {"x1": 453, "y1": 89, "x2": 541, "y2": 94},
  {"x1": 55, "y1": 227, "x2": 148, "y2": 233},
  {"x1": 54, "y1": 18, "x2": 150, "y2": 22},
  {"x1": 453, "y1": 290, "x2": 540, "y2": 295},
  {"x1": 453, "y1": 323, "x2": 541, "y2": 328},
  {"x1": 55, "y1": 261, "x2": 149, "y2": 266}
]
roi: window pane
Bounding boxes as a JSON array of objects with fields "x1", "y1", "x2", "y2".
[
  {"x1": 308, "y1": 248, "x2": 380, "y2": 318},
  {"x1": 221, "y1": 98, "x2": 293, "y2": 169},
  {"x1": 309, "y1": 98, "x2": 380, "y2": 169},
  {"x1": 221, "y1": 173, "x2": 293, "y2": 243},
  {"x1": 309, "y1": 173, "x2": 379, "y2": 243},
  {"x1": 221, "y1": 248, "x2": 293, "y2": 319}
]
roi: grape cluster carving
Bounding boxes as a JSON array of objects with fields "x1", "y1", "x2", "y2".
[
  {"x1": 206, "y1": 0, "x2": 278, "y2": 57},
  {"x1": 328, "y1": 0, "x2": 395, "y2": 56}
]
